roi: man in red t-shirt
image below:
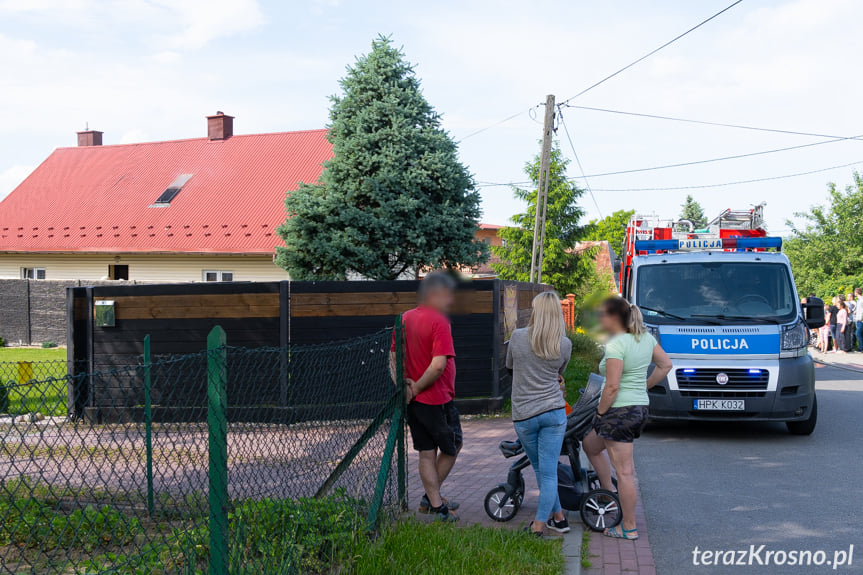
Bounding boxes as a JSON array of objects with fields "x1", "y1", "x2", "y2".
[{"x1": 392, "y1": 272, "x2": 462, "y2": 521}]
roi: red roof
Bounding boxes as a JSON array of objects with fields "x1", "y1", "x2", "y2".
[
  {"x1": 478, "y1": 223, "x2": 504, "y2": 230},
  {"x1": 0, "y1": 130, "x2": 332, "y2": 254}
]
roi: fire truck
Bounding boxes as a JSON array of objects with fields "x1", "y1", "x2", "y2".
[{"x1": 618, "y1": 205, "x2": 825, "y2": 434}]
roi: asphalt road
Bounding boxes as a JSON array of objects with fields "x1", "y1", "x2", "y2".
[{"x1": 636, "y1": 362, "x2": 862, "y2": 575}]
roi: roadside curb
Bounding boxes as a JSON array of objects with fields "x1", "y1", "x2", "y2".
[
  {"x1": 562, "y1": 517, "x2": 584, "y2": 575},
  {"x1": 811, "y1": 356, "x2": 863, "y2": 374}
]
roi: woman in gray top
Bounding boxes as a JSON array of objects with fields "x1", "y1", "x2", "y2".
[{"x1": 506, "y1": 291, "x2": 572, "y2": 537}]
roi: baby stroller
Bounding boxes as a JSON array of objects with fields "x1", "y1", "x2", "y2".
[{"x1": 483, "y1": 374, "x2": 622, "y2": 532}]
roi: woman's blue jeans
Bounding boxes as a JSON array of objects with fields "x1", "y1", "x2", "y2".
[{"x1": 513, "y1": 408, "x2": 567, "y2": 523}]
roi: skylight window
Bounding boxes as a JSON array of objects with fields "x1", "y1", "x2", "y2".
[{"x1": 151, "y1": 174, "x2": 193, "y2": 207}]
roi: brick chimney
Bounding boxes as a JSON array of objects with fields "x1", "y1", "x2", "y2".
[
  {"x1": 207, "y1": 111, "x2": 233, "y2": 140},
  {"x1": 77, "y1": 130, "x2": 103, "y2": 147}
]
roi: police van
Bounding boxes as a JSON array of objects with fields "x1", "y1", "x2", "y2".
[{"x1": 618, "y1": 206, "x2": 825, "y2": 435}]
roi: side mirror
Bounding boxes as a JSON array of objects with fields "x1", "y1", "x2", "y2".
[
  {"x1": 613, "y1": 260, "x2": 621, "y2": 274},
  {"x1": 803, "y1": 297, "x2": 825, "y2": 329}
]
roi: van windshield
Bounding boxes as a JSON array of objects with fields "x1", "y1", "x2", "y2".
[{"x1": 635, "y1": 262, "x2": 798, "y2": 324}]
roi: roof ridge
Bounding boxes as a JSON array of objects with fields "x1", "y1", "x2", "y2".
[{"x1": 55, "y1": 128, "x2": 328, "y2": 150}]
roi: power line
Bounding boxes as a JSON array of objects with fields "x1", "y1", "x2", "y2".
[
  {"x1": 558, "y1": 108, "x2": 603, "y2": 218},
  {"x1": 560, "y1": 0, "x2": 745, "y2": 104},
  {"x1": 480, "y1": 130, "x2": 863, "y2": 183},
  {"x1": 458, "y1": 105, "x2": 540, "y2": 141},
  {"x1": 462, "y1": 1, "x2": 744, "y2": 142},
  {"x1": 588, "y1": 159, "x2": 863, "y2": 192},
  {"x1": 476, "y1": 159, "x2": 863, "y2": 192},
  {"x1": 476, "y1": 181, "x2": 530, "y2": 187},
  {"x1": 563, "y1": 104, "x2": 847, "y2": 139},
  {"x1": 580, "y1": 133, "x2": 863, "y2": 178}
]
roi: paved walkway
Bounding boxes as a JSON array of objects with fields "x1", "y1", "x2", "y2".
[
  {"x1": 810, "y1": 347, "x2": 863, "y2": 372},
  {"x1": 583, "y1": 475, "x2": 655, "y2": 575},
  {"x1": 406, "y1": 416, "x2": 657, "y2": 574},
  {"x1": 407, "y1": 417, "x2": 541, "y2": 526}
]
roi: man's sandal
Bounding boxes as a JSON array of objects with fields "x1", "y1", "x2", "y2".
[{"x1": 604, "y1": 525, "x2": 638, "y2": 540}]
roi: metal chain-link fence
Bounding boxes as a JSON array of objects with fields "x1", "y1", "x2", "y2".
[{"x1": 0, "y1": 324, "x2": 407, "y2": 574}]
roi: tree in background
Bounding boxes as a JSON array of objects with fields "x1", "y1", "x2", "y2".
[
  {"x1": 491, "y1": 145, "x2": 593, "y2": 296},
  {"x1": 679, "y1": 194, "x2": 706, "y2": 228},
  {"x1": 276, "y1": 36, "x2": 487, "y2": 280},
  {"x1": 584, "y1": 209, "x2": 634, "y2": 258},
  {"x1": 785, "y1": 173, "x2": 863, "y2": 298}
]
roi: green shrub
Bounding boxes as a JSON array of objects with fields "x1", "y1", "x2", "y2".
[
  {"x1": 84, "y1": 491, "x2": 367, "y2": 575},
  {"x1": 568, "y1": 331, "x2": 603, "y2": 364},
  {"x1": 0, "y1": 336, "x2": 5, "y2": 347},
  {"x1": 40, "y1": 341, "x2": 57, "y2": 349}
]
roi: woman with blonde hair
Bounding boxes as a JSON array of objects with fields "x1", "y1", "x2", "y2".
[
  {"x1": 583, "y1": 296, "x2": 672, "y2": 540},
  {"x1": 506, "y1": 291, "x2": 572, "y2": 537}
]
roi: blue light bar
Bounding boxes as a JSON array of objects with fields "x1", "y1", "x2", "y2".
[
  {"x1": 634, "y1": 239, "x2": 679, "y2": 251},
  {"x1": 682, "y1": 368, "x2": 696, "y2": 374},
  {"x1": 633, "y1": 236, "x2": 782, "y2": 252},
  {"x1": 733, "y1": 237, "x2": 782, "y2": 249},
  {"x1": 748, "y1": 369, "x2": 762, "y2": 374}
]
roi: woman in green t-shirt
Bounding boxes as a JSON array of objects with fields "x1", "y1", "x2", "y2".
[{"x1": 583, "y1": 296, "x2": 672, "y2": 540}]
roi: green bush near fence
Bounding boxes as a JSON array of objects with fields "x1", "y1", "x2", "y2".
[
  {"x1": 0, "y1": 484, "x2": 367, "y2": 575},
  {"x1": 563, "y1": 331, "x2": 603, "y2": 406}
]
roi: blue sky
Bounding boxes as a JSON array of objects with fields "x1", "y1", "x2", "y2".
[{"x1": 2, "y1": 0, "x2": 862, "y2": 233}]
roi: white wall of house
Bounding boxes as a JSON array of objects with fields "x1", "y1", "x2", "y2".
[{"x1": 0, "y1": 253, "x2": 290, "y2": 282}]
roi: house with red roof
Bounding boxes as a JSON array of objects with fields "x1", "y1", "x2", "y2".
[
  {"x1": 0, "y1": 112, "x2": 504, "y2": 283},
  {"x1": 0, "y1": 113, "x2": 332, "y2": 282}
]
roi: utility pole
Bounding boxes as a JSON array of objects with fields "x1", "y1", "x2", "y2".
[{"x1": 530, "y1": 94, "x2": 555, "y2": 284}]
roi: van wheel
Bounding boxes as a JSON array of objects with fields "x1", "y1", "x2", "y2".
[{"x1": 787, "y1": 394, "x2": 817, "y2": 435}]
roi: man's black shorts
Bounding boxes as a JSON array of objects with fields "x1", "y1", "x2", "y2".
[{"x1": 406, "y1": 400, "x2": 463, "y2": 456}]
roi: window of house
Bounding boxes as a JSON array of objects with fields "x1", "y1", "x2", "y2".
[
  {"x1": 21, "y1": 267, "x2": 46, "y2": 280},
  {"x1": 203, "y1": 271, "x2": 234, "y2": 282},
  {"x1": 150, "y1": 174, "x2": 194, "y2": 207},
  {"x1": 108, "y1": 264, "x2": 129, "y2": 280}
]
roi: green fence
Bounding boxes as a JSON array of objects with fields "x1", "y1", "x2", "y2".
[{"x1": 0, "y1": 324, "x2": 407, "y2": 574}]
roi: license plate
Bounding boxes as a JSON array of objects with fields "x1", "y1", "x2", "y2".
[{"x1": 693, "y1": 399, "x2": 745, "y2": 411}]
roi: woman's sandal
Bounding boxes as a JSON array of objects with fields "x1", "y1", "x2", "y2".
[{"x1": 604, "y1": 525, "x2": 638, "y2": 540}]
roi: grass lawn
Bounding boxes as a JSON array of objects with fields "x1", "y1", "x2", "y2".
[
  {"x1": 352, "y1": 519, "x2": 563, "y2": 575},
  {"x1": 0, "y1": 347, "x2": 66, "y2": 364},
  {"x1": 1, "y1": 483, "x2": 564, "y2": 575},
  {"x1": 0, "y1": 347, "x2": 67, "y2": 416}
]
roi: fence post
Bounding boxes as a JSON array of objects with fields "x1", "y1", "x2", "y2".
[
  {"x1": 367, "y1": 319, "x2": 407, "y2": 530},
  {"x1": 207, "y1": 326, "x2": 228, "y2": 575},
  {"x1": 143, "y1": 335, "x2": 154, "y2": 517},
  {"x1": 367, "y1": 401, "x2": 402, "y2": 531},
  {"x1": 395, "y1": 315, "x2": 407, "y2": 510}
]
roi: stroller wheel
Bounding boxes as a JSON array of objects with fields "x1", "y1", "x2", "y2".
[
  {"x1": 588, "y1": 473, "x2": 619, "y2": 492},
  {"x1": 484, "y1": 486, "x2": 521, "y2": 522},
  {"x1": 580, "y1": 489, "x2": 621, "y2": 532}
]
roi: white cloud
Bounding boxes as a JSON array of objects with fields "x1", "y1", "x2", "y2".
[
  {"x1": 0, "y1": 0, "x2": 266, "y2": 50},
  {"x1": 0, "y1": 165, "x2": 35, "y2": 201},
  {"x1": 150, "y1": 0, "x2": 266, "y2": 50},
  {"x1": 119, "y1": 129, "x2": 148, "y2": 144}
]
